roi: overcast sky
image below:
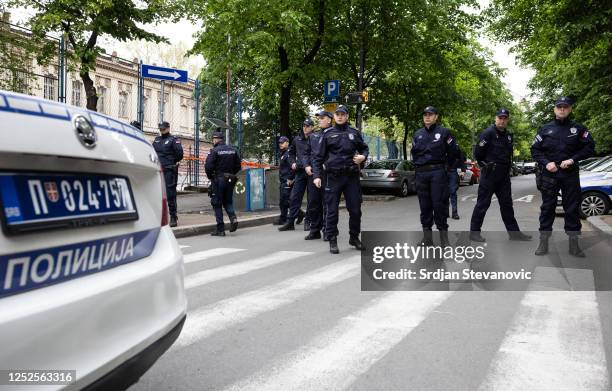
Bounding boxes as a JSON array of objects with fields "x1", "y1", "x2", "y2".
[{"x1": 7, "y1": 3, "x2": 534, "y2": 102}]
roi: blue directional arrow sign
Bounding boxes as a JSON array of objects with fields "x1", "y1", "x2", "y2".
[{"x1": 141, "y1": 64, "x2": 188, "y2": 82}]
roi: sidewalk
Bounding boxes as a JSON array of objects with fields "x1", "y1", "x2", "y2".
[{"x1": 587, "y1": 215, "x2": 612, "y2": 238}]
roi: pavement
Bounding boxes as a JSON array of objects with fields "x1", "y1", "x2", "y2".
[{"x1": 130, "y1": 174, "x2": 612, "y2": 391}]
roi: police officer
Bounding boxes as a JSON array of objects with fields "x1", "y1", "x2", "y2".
[
  {"x1": 531, "y1": 97, "x2": 595, "y2": 257},
  {"x1": 205, "y1": 131, "x2": 242, "y2": 236},
  {"x1": 153, "y1": 121, "x2": 183, "y2": 227},
  {"x1": 278, "y1": 119, "x2": 313, "y2": 231},
  {"x1": 411, "y1": 106, "x2": 459, "y2": 246},
  {"x1": 304, "y1": 110, "x2": 332, "y2": 240},
  {"x1": 274, "y1": 136, "x2": 294, "y2": 226},
  {"x1": 313, "y1": 105, "x2": 368, "y2": 254},
  {"x1": 448, "y1": 147, "x2": 466, "y2": 219},
  {"x1": 469, "y1": 108, "x2": 532, "y2": 242}
]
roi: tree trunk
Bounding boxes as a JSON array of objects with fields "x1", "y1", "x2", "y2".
[
  {"x1": 81, "y1": 71, "x2": 98, "y2": 111},
  {"x1": 402, "y1": 85, "x2": 411, "y2": 159}
]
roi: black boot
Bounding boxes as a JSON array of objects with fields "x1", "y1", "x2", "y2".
[
  {"x1": 304, "y1": 220, "x2": 311, "y2": 231},
  {"x1": 349, "y1": 236, "x2": 365, "y2": 251},
  {"x1": 273, "y1": 217, "x2": 286, "y2": 226},
  {"x1": 211, "y1": 231, "x2": 226, "y2": 237},
  {"x1": 229, "y1": 215, "x2": 239, "y2": 232},
  {"x1": 569, "y1": 236, "x2": 585, "y2": 258},
  {"x1": 329, "y1": 237, "x2": 339, "y2": 254},
  {"x1": 509, "y1": 231, "x2": 532, "y2": 241},
  {"x1": 278, "y1": 222, "x2": 295, "y2": 231},
  {"x1": 535, "y1": 232, "x2": 550, "y2": 256},
  {"x1": 420, "y1": 230, "x2": 434, "y2": 246},
  {"x1": 169, "y1": 215, "x2": 178, "y2": 227},
  {"x1": 469, "y1": 231, "x2": 486, "y2": 242},
  {"x1": 304, "y1": 231, "x2": 321, "y2": 240},
  {"x1": 452, "y1": 212, "x2": 460, "y2": 220},
  {"x1": 440, "y1": 231, "x2": 450, "y2": 247},
  {"x1": 296, "y1": 210, "x2": 305, "y2": 224}
]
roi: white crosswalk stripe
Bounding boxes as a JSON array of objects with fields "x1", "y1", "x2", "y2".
[
  {"x1": 224, "y1": 290, "x2": 452, "y2": 391},
  {"x1": 184, "y1": 251, "x2": 312, "y2": 290},
  {"x1": 183, "y1": 248, "x2": 247, "y2": 264},
  {"x1": 173, "y1": 256, "x2": 361, "y2": 350},
  {"x1": 179, "y1": 245, "x2": 191, "y2": 249},
  {"x1": 479, "y1": 268, "x2": 610, "y2": 391}
]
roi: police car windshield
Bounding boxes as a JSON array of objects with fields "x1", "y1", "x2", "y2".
[
  {"x1": 366, "y1": 161, "x2": 400, "y2": 170},
  {"x1": 591, "y1": 159, "x2": 612, "y2": 173},
  {"x1": 583, "y1": 156, "x2": 611, "y2": 171}
]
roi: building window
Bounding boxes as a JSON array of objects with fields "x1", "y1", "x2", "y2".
[
  {"x1": 97, "y1": 86, "x2": 107, "y2": 113},
  {"x1": 44, "y1": 76, "x2": 56, "y2": 101},
  {"x1": 143, "y1": 96, "x2": 149, "y2": 124},
  {"x1": 71, "y1": 80, "x2": 82, "y2": 107},
  {"x1": 118, "y1": 91, "x2": 129, "y2": 118},
  {"x1": 12, "y1": 71, "x2": 29, "y2": 94}
]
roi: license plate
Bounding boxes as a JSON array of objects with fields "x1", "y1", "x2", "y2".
[
  {"x1": 367, "y1": 172, "x2": 382, "y2": 177},
  {"x1": 0, "y1": 172, "x2": 138, "y2": 235}
]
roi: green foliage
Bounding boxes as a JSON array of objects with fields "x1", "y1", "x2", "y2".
[{"x1": 486, "y1": 0, "x2": 612, "y2": 154}]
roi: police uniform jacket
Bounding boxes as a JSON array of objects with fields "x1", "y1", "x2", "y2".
[
  {"x1": 288, "y1": 133, "x2": 312, "y2": 171},
  {"x1": 153, "y1": 133, "x2": 183, "y2": 168},
  {"x1": 313, "y1": 123, "x2": 369, "y2": 178},
  {"x1": 411, "y1": 123, "x2": 459, "y2": 166},
  {"x1": 204, "y1": 141, "x2": 242, "y2": 179},
  {"x1": 531, "y1": 118, "x2": 595, "y2": 167},
  {"x1": 474, "y1": 126, "x2": 513, "y2": 165},
  {"x1": 279, "y1": 148, "x2": 294, "y2": 181}
]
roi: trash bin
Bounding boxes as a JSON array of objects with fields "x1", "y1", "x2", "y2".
[{"x1": 246, "y1": 168, "x2": 266, "y2": 211}]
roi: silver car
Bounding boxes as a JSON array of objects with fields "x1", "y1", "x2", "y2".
[{"x1": 360, "y1": 159, "x2": 416, "y2": 197}]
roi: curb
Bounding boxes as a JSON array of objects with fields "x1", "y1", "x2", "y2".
[
  {"x1": 587, "y1": 215, "x2": 612, "y2": 237},
  {"x1": 172, "y1": 213, "x2": 279, "y2": 238}
]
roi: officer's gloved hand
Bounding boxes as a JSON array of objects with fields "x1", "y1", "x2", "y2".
[
  {"x1": 560, "y1": 159, "x2": 574, "y2": 169},
  {"x1": 313, "y1": 178, "x2": 322, "y2": 188},
  {"x1": 353, "y1": 154, "x2": 366, "y2": 164}
]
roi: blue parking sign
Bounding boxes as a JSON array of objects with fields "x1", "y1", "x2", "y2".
[{"x1": 324, "y1": 80, "x2": 340, "y2": 98}]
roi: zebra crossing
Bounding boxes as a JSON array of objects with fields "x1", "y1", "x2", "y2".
[{"x1": 130, "y1": 244, "x2": 611, "y2": 391}]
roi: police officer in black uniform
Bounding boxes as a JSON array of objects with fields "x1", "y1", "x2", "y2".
[
  {"x1": 411, "y1": 106, "x2": 459, "y2": 246},
  {"x1": 447, "y1": 147, "x2": 466, "y2": 219},
  {"x1": 278, "y1": 119, "x2": 313, "y2": 231},
  {"x1": 205, "y1": 131, "x2": 242, "y2": 236},
  {"x1": 313, "y1": 105, "x2": 368, "y2": 254},
  {"x1": 304, "y1": 110, "x2": 332, "y2": 240},
  {"x1": 469, "y1": 108, "x2": 532, "y2": 242},
  {"x1": 274, "y1": 136, "x2": 294, "y2": 226},
  {"x1": 153, "y1": 121, "x2": 183, "y2": 227},
  {"x1": 531, "y1": 97, "x2": 595, "y2": 257}
]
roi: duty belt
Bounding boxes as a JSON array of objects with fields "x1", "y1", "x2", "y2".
[
  {"x1": 327, "y1": 166, "x2": 360, "y2": 175},
  {"x1": 415, "y1": 163, "x2": 445, "y2": 172}
]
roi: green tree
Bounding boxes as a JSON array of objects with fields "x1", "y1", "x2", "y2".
[
  {"x1": 9, "y1": 0, "x2": 171, "y2": 110},
  {"x1": 486, "y1": 0, "x2": 612, "y2": 153}
]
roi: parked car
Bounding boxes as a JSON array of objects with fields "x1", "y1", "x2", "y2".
[
  {"x1": 360, "y1": 159, "x2": 416, "y2": 197},
  {"x1": 520, "y1": 162, "x2": 537, "y2": 175},
  {"x1": 557, "y1": 158, "x2": 612, "y2": 218},
  {"x1": 581, "y1": 155, "x2": 611, "y2": 171},
  {"x1": 0, "y1": 90, "x2": 187, "y2": 389},
  {"x1": 511, "y1": 163, "x2": 522, "y2": 176},
  {"x1": 459, "y1": 167, "x2": 473, "y2": 186}
]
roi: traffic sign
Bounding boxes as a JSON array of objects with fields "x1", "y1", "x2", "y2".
[
  {"x1": 324, "y1": 80, "x2": 340, "y2": 98},
  {"x1": 323, "y1": 102, "x2": 338, "y2": 113},
  {"x1": 141, "y1": 64, "x2": 188, "y2": 82}
]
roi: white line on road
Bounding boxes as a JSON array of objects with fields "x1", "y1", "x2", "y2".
[
  {"x1": 183, "y1": 248, "x2": 247, "y2": 264},
  {"x1": 184, "y1": 251, "x2": 312, "y2": 290},
  {"x1": 479, "y1": 269, "x2": 609, "y2": 391},
  {"x1": 179, "y1": 245, "x2": 191, "y2": 249},
  {"x1": 224, "y1": 291, "x2": 452, "y2": 391},
  {"x1": 173, "y1": 256, "x2": 361, "y2": 350}
]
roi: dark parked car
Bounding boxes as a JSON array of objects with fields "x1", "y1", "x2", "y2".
[{"x1": 360, "y1": 159, "x2": 416, "y2": 197}]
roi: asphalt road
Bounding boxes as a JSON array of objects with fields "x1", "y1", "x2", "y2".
[{"x1": 130, "y1": 174, "x2": 612, "y2": 391}]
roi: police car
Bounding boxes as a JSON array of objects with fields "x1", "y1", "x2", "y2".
[
  {"x1": 556, "y1": 157, "x2": 612, "y2": 218},
  {"x1": 0, "y1": 91, "x2": 186, "y2": 389}
]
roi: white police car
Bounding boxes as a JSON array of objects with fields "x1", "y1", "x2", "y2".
[
  {"x1": 556, "y1": 158, "x2": 612, "y2": 218},
  {"x1": 0, "y1": 91, "x2": 186, "y2": 390}
]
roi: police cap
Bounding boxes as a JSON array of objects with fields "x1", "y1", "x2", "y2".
[
  {"x1": 303, "y1": 118, "x2": 315, "y2": 126},
  {"x1": 212, "y1": 131, "x2": 225, "y2": 139},
  {"x1": 315, "y1": 110, "x2": 333, "y2": 119},
  {"x1": 555, "y1": 96, "x2": 573, "y2": 107},
  {"x1": 496, "y1": 108, "x2": 510, "y2": 117},
  {"x1": 278, "y1": 136, "x2": 289, "y2": 143},
  {"x1": 158, "y1": 121, "x2": 170, "y2": 129},
  {"x1": 335, "y1": 105, "x2": 349, "y2": 114},
  {"x1": 423, "y1": 106, "x2": 438, "y2": 114}
]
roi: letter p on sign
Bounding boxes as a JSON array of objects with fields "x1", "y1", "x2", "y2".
[{"x1": 325, "y1": 80, "x2": 340, "y2": 98}]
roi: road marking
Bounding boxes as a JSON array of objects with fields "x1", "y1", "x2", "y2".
[
  {"x1": 179, "y1": 245, "x2": 191, "y2": 249},
  {"x1": 479, "y1": 269, "x2": 609, "y2": 391},
  {"x1": 185, "y1": 251, "x2": 312, "y2": 289},
  {"x1": 173, "y1": 256, "x2": 361, "y2": 349},
  {"x1": 224, "y1": 291, "x2": 452, "y2": 391},
  {"x1": 183, "y1": 248, "x2": 247, "y2": 264}
]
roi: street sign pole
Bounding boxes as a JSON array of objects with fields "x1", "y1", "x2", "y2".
[{"x1": 137, "y1": 60, "x2": 144, "y2": 127}]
